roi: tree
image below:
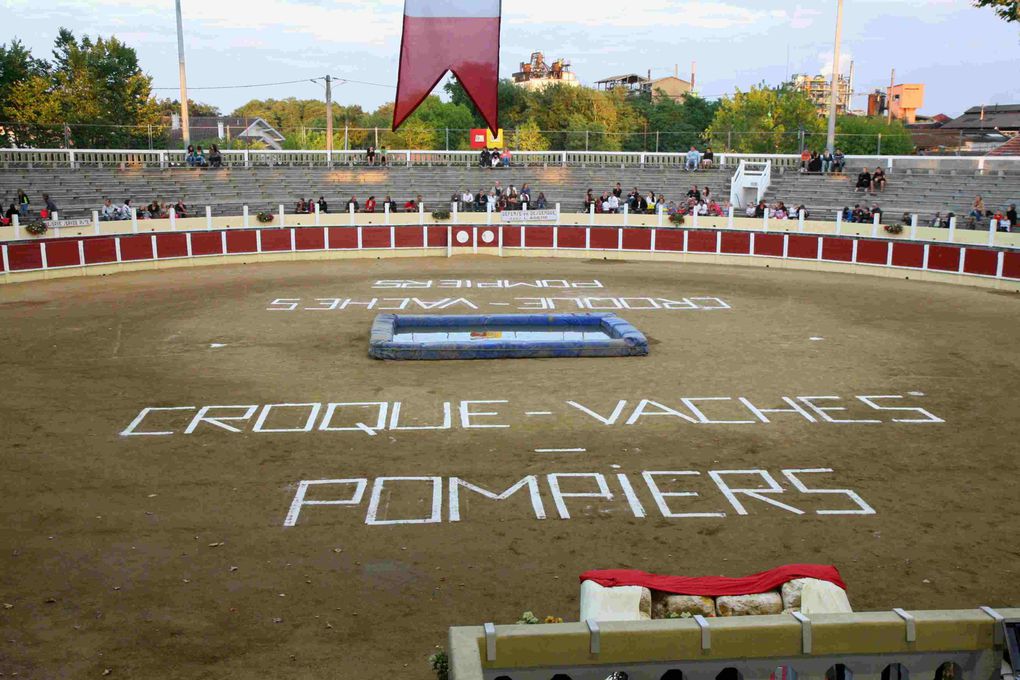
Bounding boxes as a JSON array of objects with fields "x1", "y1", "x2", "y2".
[
  {"x1": 974, "y1": 0, "x2": 1018, "y2": 21},
  {"x1": 834, "y1": 116, "x2": 915, "y2": 155},
  {"x1": 510, "y1": 119, "x2": 549, "y2": 151},
  {"x1": 0, "y1": 39, "x2": 47, "y2": 146},
  {"x1": 394, "y1": 118, "x2": 436, "y2": 149},
  {"x1": 157, "y1": 98, "x2": 221, "y2": 118},
  {"x1": 8, "y1": 29, "x2": 161, "y2": 148},
  {"x1": 706, "y1": 85, "x2": 824, "y2": 153}
]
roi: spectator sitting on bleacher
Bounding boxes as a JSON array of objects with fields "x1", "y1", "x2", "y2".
[
  {"x1": 99, "y1": 199, "x2": 116, "y2": 221},
  {"x1": 754, "y1": 200, "x2": 767, "y2": 218},
  {"x1": 461, "y1": 189, "x2": 474, "y2": 211},
  {"x1": 365, "y1": 196, "x2": 377, "y2": 213},
  {"x1": 367, "y1": 146, "x2": 377, "y2": 166},
  {"x1": 855, "y1": 169, "x2": 872, "y2": 193},
  {"x1": 970, "y1": 195, "x2": 986, "y2": 221},
  {"x1": 795, "y1": 204, "x2": 809, "y2": 219},
  {"x1": 1007, "y1": 204, "x2": 1017, "y2": 231},
  {"x1": 186, "y1": 145, "x2": 197, "y2": 167},
  {"x1": 380, "y1": 146, "x2": 388, "y2": 166},
  {"x1": 821, "y1": 150, "x2": 834, "y2": 173},
  {"x1": 808, "y1": 152, "x2": 823, "y2": 173},
  {"x1": 119, "y1": 199, "x2": 133, "y2": 220},
  {"x1": 4, "y1": 202, "x2": 17, "y2": 224},
  {"x1": 686, "y1": 185, "x2": 700, "y2": 200},
  {"x1": 930, "y1": 212, "x2": 944, "y2": 228},
  {"x1": 383, "y1": 195, "x2": 396, "y2": 212},
  {"x1": 800, "y1": 148, "x2": 811, "y2": 172},
  {"x1": 535, "y1": 192, "x2": 547, "y2": 209},
  {"x1": 490, "y1": 152, "x2": 501, "y2": 169},
  {"x1": 872, "y1": 167, "x2": 887, "y2": 192},
  {"x1": 296, "y1": 198, "x2": 308, "y2": 214},
  {"x1": 174, "y1": 200, "x2": 187, "y2": 218},
  {"x1": 194, "y1": 146, "x2": 208, "y2": 167},
  {"x1": 701, "y1": 147, "x2": 715, "y2": 169},
  {"x1": 209, "y1": 144, "x2": 223, "y2": 168},
  {"x1": 685, "y1": 146, "x2": 701, "y2": 172},
  {"x1": 403, "y1": 197, "x2": 417, "y2": 212},
  {"x1": 479, "y1": 149, "x2": 490, "y2": 168},
  {"x1": 145, "y1": 200, "x2": 160, "y2": 218},
  {"x1": 501, "y1": 148, "x2": 512, "y2": 168},
  {"x1": 346, "y1": 196, "x2": 360, "y2": 212},
  {"x1": 833, "y1": 149, "x2": 846, "y2": 173},
  {"x1": 474, "y1": 191, "x2": 486, "y2": 212},
  {"x1": 520, "y1": 183, "x2": 532, "y2": 204},
  {"x1": 318, "y1": 196, "x2": 328, "y2": 213}
]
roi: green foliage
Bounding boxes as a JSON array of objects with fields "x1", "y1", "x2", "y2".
[
  {"x1": 510, "y1": 119, "x2": 549, "y2": 151},
  {"x1": 431, "y1": 208, "x2": 451, "y2": 220},
  {"x1": 706, "y1": 85, "x2": 824, "y2": 153},
  {"x1": 0, "y1": 39, "x2": 47, "y2": 146},
  {"x1": 974, "y1": 0, "x2": 1018, "y2": 21},
  {"x1": 6, "y1": 28, "x2": 161, "y2": 148},
  {"x1": 834, "y1": 116, "x2": 915, "y2": 155},
  {"x1": 428, "y1": 649, "x2": 449, "y2": 680},
  {"x1": 156, "y1": 98, "x2": 221, "y2": 118}
]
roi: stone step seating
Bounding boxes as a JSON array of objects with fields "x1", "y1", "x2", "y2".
[
  {"x1": 0, "y1": 166, "x2": 734, "y2": 219},
  {"x1": 765, "y1": 170, "x2": 1020, "y2": 220}
]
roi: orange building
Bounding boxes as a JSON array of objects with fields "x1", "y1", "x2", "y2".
[{"x1": 888, "y1": 84, "x2": 925, "y2": 124}]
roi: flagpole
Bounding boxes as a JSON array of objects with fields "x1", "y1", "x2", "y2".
[
  {"x1": 826, "y1": 0, "x2": 844, "y2": 154},
  {"x1": 175, "y1": 0, "x2": 191, "y2": 148}
]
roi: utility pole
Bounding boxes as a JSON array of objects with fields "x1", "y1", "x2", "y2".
[
  {"x1": 826, "y1": 0, "x2": 844, "y2": 153},
  {"x1": 887, "y1": 68, "x2": 896, "y2": 125},
  {"x1": 175, "y1": 0, "x2": 191, "y2": 148},
  {"x1": 325, "y1": 75, "x2": 333, "y2": 160}
]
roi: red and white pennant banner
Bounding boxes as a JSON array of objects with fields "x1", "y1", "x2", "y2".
[{"x1": 393, "y1": 0, "x2": 501, "y2": 134}]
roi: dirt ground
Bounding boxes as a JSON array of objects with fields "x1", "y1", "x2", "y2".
[{"x1": 1, "y1": 256, "x2": 1018, "y2": 679}]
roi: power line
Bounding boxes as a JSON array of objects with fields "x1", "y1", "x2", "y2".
[{"x1": 151, "y1": 78, "x2": 322, "y2": 91}]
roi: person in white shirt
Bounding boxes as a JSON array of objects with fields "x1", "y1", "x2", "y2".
[
  {"x1": 745, "y1": 204, "x2": 756, "y2": 217},
  {"x1": 607, "y1": 194, "x2": 620, "y2": 213},
  {"x1": 100, "y1": 199, "x2": 117, "y2": 221},
  {"x1": 461, "y1": 190, "x2": 474, "y2": 212}
]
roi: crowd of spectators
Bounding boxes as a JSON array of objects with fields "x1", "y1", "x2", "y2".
[
  {"x1": 479, "y1": 148, "x2": 513, "y2": 168},
  {"x1": 97, "y1": 197, "x2": 189, "y2": 221},
  {"x1": 185, "y1": 144, "x2": 224, "y2": 168},
  {"x1": 1, "y1": 190, "x2": 58, "y2": 225},
  {"x1": 800, "y1": 149, "x2": 847, "y2": 174}
]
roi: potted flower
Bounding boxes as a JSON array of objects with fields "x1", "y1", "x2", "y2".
[
  {"x1": 25, "y1": 221, "x2": 48, "y2": 236},
  {"x1": 431, "y1": 208, "x2": 451, "y2": 221},
  {"x1": 256, "y1": 211, "x2": 275, "y2": 224},
  {"x1": 668, "y1": 212, "x2": 686, "y2": 227},
  {"x1": 883, "y1": 224, "x2": 904, "y2": 235}
]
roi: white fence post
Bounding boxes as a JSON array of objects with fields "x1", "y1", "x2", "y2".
[
  {"x1": 836, "y1": 211, "x2": 843, "y2": 235},
  {"x1": 871, "y1": 213, "x2": 880, "y2": 238},
  {"x1": 280, "y1": 204, "x2": 286, "y2": 228},
  {"x1": 623, "y1": 204, "x2": 629, "y2": 227},
  {"x1": 762, "y1": 211, "x2": 769, "y2": 233},
  {"x1": 692, "y1": 209, "x2": 699, "y2": 229},
  {"x1": 243, "y1": 206, "x2": 249, "y2": 229},
  {"x1": 418, "y1": 203, "x2": 425, "y2": 226},
  {"x1": 384, "y1": 202, "x2": 390, "y2": 224},
  {"x1": 131, "y1": 208, "x2": 138, "y2": 233},
  {"x1": 989, "y1": 220, "x2": 998, "y2": 246},
  {"x1": 486, "y1": 203, "x2": 492, "y2": 226},
  {"x1": 657, "y1": 205, "x2": 664, "y2": 228},
  {"x1": 350, "y1": 203, "x2": 357, "y2": 227},
  {"x1": 727, "y1": 206, "x2": 735, "y2": 230},
  {"x1": 12, "y1": 214, "x2": 20, "y2": 240},
  {"x1": 798, "y1": 209, "x2": 805, "y2": 232},
  {"x1": 910, "y1": 214, "x2": 918, "y2": 240},
  {"x1": 52, "y1": 211, "x2": 59, "y2": 222},
  {"x1": 556, "y1": 203, "x2": 561, "y2": 226},
  {"x1": 948, "y1": 216, "x2": 957, "y2": 242},
  {"x1": 92, "y1": 210, "x2": 100, "y2": 235},
  {"x1": 314, "y1": 202, "x2": 321, "y2": 226},
  {"x1": 206, "y1": 206, "x2": 213, "y2": 230},
  {"x1": 453, "y1": 202, "x2": 459, "y2": 225},
  {"x1": 589, "y1": 202, "x2": 595, "y2": 227},
  {"x1": 169, "y1": 207, "x2": 177, "y2": 231}
]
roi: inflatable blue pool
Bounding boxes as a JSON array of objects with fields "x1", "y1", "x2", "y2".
[{"x1": 369, "y1": 313, "x2": 649, "y2": 361}]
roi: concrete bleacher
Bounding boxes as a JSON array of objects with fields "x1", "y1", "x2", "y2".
[
  {"x1": 0, "y1": 166, "x2": 734, "y2": 219},
  {"x1": 765, "y1": 167, "x2": 1020, "y2": 223}
]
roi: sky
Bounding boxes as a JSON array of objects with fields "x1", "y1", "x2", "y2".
[{"x1": 1, "y1": 0, "x2": 1018, "y2": 118}]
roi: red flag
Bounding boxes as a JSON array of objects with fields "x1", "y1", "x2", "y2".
[{"x1": 393, "y1": 0, "x2": 501, "y2": 134}]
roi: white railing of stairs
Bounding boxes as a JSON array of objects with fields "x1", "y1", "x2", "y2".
[{"x1": 730, "y1": 160, "x2": 772, "y2": 209}]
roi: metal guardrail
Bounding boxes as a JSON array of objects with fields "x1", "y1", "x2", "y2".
[
  {"x1": 448, "y1": 608, "x2": 1020, "y2": 680},
  {"x1": 2, "y1": 149, "x2": 1020, "y2": 172}
]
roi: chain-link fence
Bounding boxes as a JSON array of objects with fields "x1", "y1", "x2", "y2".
[{"x1": 0, "y1": 122, "x2": 971, "y2": 155}]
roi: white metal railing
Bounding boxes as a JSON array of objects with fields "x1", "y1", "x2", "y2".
[
  {"x1": 729, "y1": 160, "x2": 772, "y2": 209},
  {"x1": 3, "y1": 148, "x2": 1019, "y2": 172}
]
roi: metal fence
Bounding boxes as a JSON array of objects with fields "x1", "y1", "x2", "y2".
[{"x1": 2, "y1": 148, "x2": 1019, "y2": 173}]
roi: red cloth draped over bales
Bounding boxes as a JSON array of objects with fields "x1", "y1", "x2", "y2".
[{"x1": 580, "y1": 565, "x2": 846, "y2": 597}]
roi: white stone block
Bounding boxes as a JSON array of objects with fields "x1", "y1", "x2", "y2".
[
  {"x1": 716, "y1": 591, "x2": 783, "y2": 617},
  {"x1": 579, "y1": 581, "x2": 652, "y2": 622}
]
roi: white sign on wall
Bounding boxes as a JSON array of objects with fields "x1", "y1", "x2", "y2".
[{"x1": 500, "y1": 209, "x2": 558, "y2": 223}]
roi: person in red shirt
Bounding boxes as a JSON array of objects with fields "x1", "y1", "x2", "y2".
[{"x1": 365, "y1": 196, "x2": 377, "y2": 213}]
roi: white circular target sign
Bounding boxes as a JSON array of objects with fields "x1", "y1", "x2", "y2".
[
  {"x1": 455, "y1": 231, "x2": 470, "y2": 244},
  {"x1": 481, "y1": 230, "x2": 495, "y2": 244}
]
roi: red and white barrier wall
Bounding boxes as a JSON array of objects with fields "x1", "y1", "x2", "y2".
[{"x1": 2, "y1": 224, "x2": 1018, "y2": 289}]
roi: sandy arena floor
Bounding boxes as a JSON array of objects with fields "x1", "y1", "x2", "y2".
[{"x1": 1, "y1": 256, "x2": 1018, "y2": 679}]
